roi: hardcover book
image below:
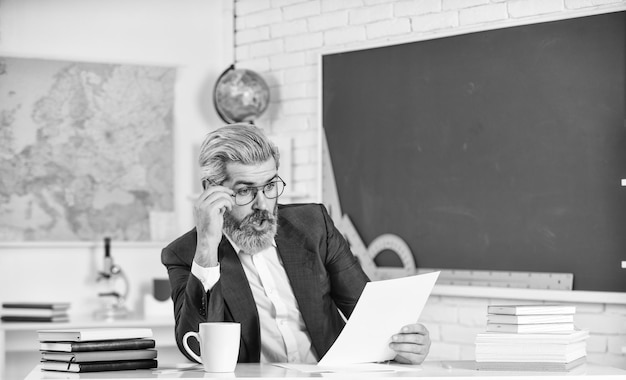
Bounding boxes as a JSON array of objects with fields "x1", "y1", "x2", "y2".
[
  {"x1": 1, "y1": 308, "x2": 69, "y2": 317},
  {"x1": 487, "y1": 314, "x2": 574, "y2": 324},
  {"x1": 475, "y1": 330, "x2": 588, "y2": 364},
  {"x1": 475, "y1": 341, "x2": 586, "y2": 360},
  {"x1": 487, "y1": 304, "x2": 575, "y2": 315},
  {"x1": 40, "y1": 359, "x2": 158, "y2": 373},
  {"x1": 475, "y1": 330, "x2": 589, "y2": 344},
  {"x1": 1, "y1": 315, "x2": 69, "y2": 323},
  {"x1": 476, "y1": 356, "x2": 586, "y2": 372},
  {"x1": 486, "y1": 322, "x2": 575, "y2": 333},
  {"x1": 38, "y1": 328, "x2": 153, "y2": 342},
  {"x1": 2, "y1": 302, "x2": 70, "y2": 310},
  {"x1": 40, "y1": 338, "x2": 156, "y2": 352},
  {"x1": 41, "y1": 349, "x2": 157, "y2": 362}
]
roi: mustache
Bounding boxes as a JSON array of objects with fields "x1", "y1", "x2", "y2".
[
  {"x1": 244, "y1": 209, "x2": 276, "y2": 225},
  {"x1": 234, "y1": 209, "x2": 276, "y2": 229}
]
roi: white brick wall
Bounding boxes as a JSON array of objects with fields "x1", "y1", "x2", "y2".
[
  {"x1": 411, "y1": 11, "x2": 459, "y2": 31},
  {"x1": 508, "y1": 0, "x2": 564, "y2": 17},
  {"x1": 443, "y1": 0, "x2": 490, "y2": 10},
  {"x1": 350, "y1": 4, "x2": 395, "y2": 24},
  {"x1": 233, "y1": 0, "x2": 626, "y2": 368},
  {"x1": 366, "y1": 18, "x2": 412, "y2": 38},
  {"x1": 395, "y1": 0, "x2": 442, "y2": 16},
  {"x1": 459, "y1": 3, "x2": 508, "y2": 24}
]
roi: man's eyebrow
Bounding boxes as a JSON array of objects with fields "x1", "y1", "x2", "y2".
[{"x1": 232, "y1": 175, "x2": 278, "y2": 187}]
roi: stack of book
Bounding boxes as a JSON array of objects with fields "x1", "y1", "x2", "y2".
[
  {"x1": 475, "y1": 304, "x2": 588, "y2": 372},
  {"x1": 486, "y1": 304, "x2": 576, "y2": 333},
  {"x1": 38, "y1": 327, "x2": 158, "y2": 373},
  {"x1": 1, "y1": 302, "x2": 70, "y2": 323}
]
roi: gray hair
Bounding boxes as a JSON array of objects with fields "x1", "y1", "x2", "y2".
[{"x1": 198, "y1": 123, "x2": 280, "y2": 185}]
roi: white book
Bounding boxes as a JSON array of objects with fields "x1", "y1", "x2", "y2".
[
  {"x1": 476, "y1": 342, "x2": 586, "y2": 362},
  {"x1": 487, "y1": 322, "x2": 574, "y2": 333},
  {"x1": 476, "y1": 350, "x2": 586, "y2": 364},
  {"x1": 487, "y1": 304, "x2": 575, "y2": 315},
  {"x1": 476, "y1": 353, "x2": 586, "y2": 363},
  {"x1": 1, "y1": 308, "x2": 68, "y2": 317},
  {"x1": 487, "y1": 314, "x2": 574, "y2": 324},
  {"x1": 475, "y1": 341, "x2": 586, "y2": 355},
  {"x1": 476, "y1": 356, "x2": 586, "y2": 371},
  {"x1": 475, "y1": 330, "x2": 589, "y2": 344},
  {"x1": 38, "y1": 328, "x2": 153, "y2": 342}
]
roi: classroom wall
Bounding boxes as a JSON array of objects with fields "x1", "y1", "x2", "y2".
[
  {"x1": 0, "y1": 0, "x2": 239, "y2": 309},
  {"x1": 231, "y1": 0, "x2": 626, "y2": 369},
  {"x1": 0, "y1": 1, "x2": 232, "y2": 376},
  {"x1": 0, "y1": 0, "x2": 624, "y2": 374}
]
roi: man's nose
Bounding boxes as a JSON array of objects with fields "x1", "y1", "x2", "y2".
[{"x1": 252, "y1": 189, "x2": 268, "y2": 210}]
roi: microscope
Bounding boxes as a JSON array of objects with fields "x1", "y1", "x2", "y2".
[{"x1": 94, "y1": 237, "x2": 130, "y2": 319}]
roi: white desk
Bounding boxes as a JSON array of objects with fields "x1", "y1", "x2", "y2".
[
  {"x1": 1, "y1": 317, "x2": 180, "y2": 380},
  {"x1": 23, "y1": 362, "x2": 626, "y2": 380}
]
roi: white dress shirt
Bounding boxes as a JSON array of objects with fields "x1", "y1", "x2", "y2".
[{"x1": 191, "y1": 238, "x2": 317, "y2": 363}]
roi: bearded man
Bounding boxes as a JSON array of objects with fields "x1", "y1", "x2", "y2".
[{"x1": 161, "y1": 123, "x2": 431, "y2": 365}]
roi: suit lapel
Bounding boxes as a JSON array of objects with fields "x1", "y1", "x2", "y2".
[{"x1": 218, "y1": 238, "x2": 261, "y2": 362}]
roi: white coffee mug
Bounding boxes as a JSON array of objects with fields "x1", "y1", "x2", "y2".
[{"x1": 182, "y1": 322, "x2": 241, "y2": 372}]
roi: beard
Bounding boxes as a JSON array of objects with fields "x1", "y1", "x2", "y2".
[{"x1": 223, "y1": 203, "x2": 278, "y2": 254}]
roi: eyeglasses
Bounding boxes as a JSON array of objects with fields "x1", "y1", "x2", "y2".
[{"x1": 231, "y1": 176, "x2": 286, "y2": 206}]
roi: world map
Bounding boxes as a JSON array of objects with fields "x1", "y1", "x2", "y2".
[{"x1": 0, "y1": 57, "x2": 175, "y2": 241}]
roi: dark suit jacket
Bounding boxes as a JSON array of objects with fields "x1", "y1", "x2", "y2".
[{"x1": 161, "y1": 203, "x2": 370, "y2": 363}]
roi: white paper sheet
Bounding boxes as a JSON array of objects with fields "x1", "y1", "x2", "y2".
[{"x1": 317, "y1": 271, "x2": 440, "y2": 366}]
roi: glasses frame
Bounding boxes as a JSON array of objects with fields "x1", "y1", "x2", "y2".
[{"x1": 231, "y1": 176, "x2": 286, "y2": 206}]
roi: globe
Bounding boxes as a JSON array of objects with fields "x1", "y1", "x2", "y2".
[{"x1": 213, "y1": 67, "x2": 270, "y2": 123}]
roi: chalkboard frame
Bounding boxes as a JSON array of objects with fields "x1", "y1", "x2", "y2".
[{"x1": 320, "y1": 9, "x2": 626, "y2": 293}]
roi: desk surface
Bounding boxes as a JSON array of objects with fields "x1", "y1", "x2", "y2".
[{"x1": 24, "y1": 361, "x2": 626, "y2": 380}]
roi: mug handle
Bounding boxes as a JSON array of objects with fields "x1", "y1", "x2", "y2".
[{"x1": 182, "y1": 331, "x2": 203, "y2": 363}]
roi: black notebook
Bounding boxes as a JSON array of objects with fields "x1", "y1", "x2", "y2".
[
  {"x1": 40, "y1": 338, "x2": 156, "y2": 352},
  {"x1": 41, "y1": 359, "x2": 158, "y2": 373},
  {"x1": 41, "y1": 349, "x2": 157, "y2": 362}
]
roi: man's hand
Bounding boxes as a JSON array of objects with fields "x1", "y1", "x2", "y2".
[
  {"x1": 193, "y1": 184, "x2": 234, "y2": 267},
  {"x1": 389, "y1": 323, "x2": 431, "y2": 364}
]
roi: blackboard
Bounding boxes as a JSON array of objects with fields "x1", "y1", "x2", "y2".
[{"x1": 322, "y1": 11, "x2": 626, "y2": 292}]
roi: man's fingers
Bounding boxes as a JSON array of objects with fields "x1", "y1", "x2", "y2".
[
  {"x1": 393, "y1": 352, "x2": 426, "y2": 365},
  {"x1": 391, "y1": 323, "x2": 429, "y2": 344},
  {"x1": 197, "y1": 189, "x2": 234, "y2": 211},
  {"x1": 217, "y1": 199, "x2": 233, "y2": 216},
  {"x1": 390, "y1": 341, "x2": 430, "y2": 365},
  {"x1": 198, "y1": 185, "x2": 234, "y2": 201},
  {"x1": 389, "y1": 324, "x2": 431, "y2": 365},
  {"x1": 391, "y1": 333, "x2": 428, "y2": 345},
  {"x1": 399, "y1": 323, "x2": 428, "y2": 335},
  {"x1": 389, "y1": 341, "x2": 430, "y2": 354},
  {"x1": 193, "y1": 186, "x2": 234, "y2": 232}
]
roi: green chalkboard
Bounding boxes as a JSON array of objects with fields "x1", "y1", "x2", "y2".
[{"x1": 322, "y1": 11, "x2": 626, "y2": 292}]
